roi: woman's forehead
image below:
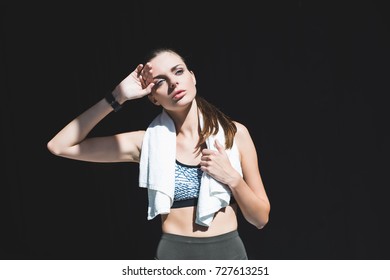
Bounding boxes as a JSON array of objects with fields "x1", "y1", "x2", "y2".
[{"x1": 150, "y1": 52, "x2": 184, "y2": 69}]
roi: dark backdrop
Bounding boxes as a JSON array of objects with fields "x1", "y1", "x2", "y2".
[{"x1": 1, "y1": 1, "x2": 389, "y2": 260}]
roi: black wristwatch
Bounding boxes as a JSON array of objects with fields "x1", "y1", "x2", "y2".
[{"x1": 105, "y1": 92, "x2": 122, "y2": 112}]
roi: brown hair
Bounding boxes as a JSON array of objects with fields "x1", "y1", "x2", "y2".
[{"x1": 144, "y1": 48, "x2": 237, "y2": 149}]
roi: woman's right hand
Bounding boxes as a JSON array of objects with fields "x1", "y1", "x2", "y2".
[{"x1": 112, "y1": 63, "x2": 155, "y2": 104}]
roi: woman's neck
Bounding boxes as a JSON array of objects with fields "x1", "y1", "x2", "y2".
[{"x1": 167, "y1": 100, "x2": 199, "y2": 137}]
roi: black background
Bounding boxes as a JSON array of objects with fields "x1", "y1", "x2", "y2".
[{"x1": 1, "y1": 1, "x2": 389, "y2": 260}]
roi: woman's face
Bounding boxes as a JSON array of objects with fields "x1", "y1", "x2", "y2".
[{"x1": 148, "y1": 52, "x2": 197, "y2": 111}]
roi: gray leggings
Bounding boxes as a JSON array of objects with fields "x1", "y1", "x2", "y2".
[{"x1": 155, "y1": 230, "x2": 248, "y2": 260}]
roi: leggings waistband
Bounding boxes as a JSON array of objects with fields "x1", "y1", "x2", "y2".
[
  {"x1": 156, "y1": 229, "x2": 247, "y2": 260},
  {"x1": 161, "y1": 230, "x2": 239, "y2": 244}
]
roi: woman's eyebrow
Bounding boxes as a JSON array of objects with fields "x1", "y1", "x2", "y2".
[{"x1": 152, "y1": 64, "x2": 184, "y2": 79}]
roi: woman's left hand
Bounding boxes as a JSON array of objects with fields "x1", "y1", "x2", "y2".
[{"x1": 200, "y1": 139, "x2": 240, "y2": 187}]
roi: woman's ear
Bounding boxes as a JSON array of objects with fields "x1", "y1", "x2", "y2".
[{"x1": 147, "y1": 94, "x2": 160, "y2": 106}]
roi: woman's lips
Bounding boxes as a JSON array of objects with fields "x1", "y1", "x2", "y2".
[{"x1": 172, "y1": 90, "x2": 185, "y2": 100}]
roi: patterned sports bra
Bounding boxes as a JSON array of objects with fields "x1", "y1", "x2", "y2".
[
  {"x1": 171, "y1": 160, "x2": 236, "y2": 208},
  {"x1": 171, "y1": 160, "x2": 202, "y2": 208}
]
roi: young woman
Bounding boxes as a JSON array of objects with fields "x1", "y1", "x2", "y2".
[{"x1": 47, "y1": 48, "x2": 270, "y2": 259}]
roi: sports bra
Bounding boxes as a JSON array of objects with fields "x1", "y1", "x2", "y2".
[
  {"x1": 171, "y1": 160, "x2": 202, "y2": 208},
  {"x1": 171, "y1": 160, "x2": 236, "y2": 208}
]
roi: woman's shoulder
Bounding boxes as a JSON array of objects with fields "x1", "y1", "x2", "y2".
[
  {"x1": 232, "y1": 121, "x2": 254, "y2": 149},
  {"x1": 233, "y1": 121, "x2": 250, "y2": 137},
  {"x1": 121, "y1": 129, "x2": 146, "y2": 138},
  {"x1": 117, "y1": 130, "x2": 146, "y2": 149}
]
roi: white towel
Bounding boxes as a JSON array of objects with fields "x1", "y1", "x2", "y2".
[{"x1": 139, "y1": 109, "x2": 242, "y2": 227}]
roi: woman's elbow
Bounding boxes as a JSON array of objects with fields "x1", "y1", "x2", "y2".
[
  {"x1": 47, "y1": 140, "x2": 56, "y2": 154},
  {"x1": 47, "y1": 139, "x2": 64, "y2": 156},
  {"x1": 255, "y1": 217, "x2": 269, "y2": 230},
  {"x1": 255, "y1": 205, "x2": 271, "y2": 229}
]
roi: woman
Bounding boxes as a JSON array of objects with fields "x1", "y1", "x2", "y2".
[{"x1": 47, "y1": 48, "x2": 270, "y2": 260}]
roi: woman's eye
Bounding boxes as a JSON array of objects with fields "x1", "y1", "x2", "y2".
[
  {"x1": 155, "y1": 79, "x2": 164, "y2": 87},
  {"x1": 175, "y1": 69, "x2": 184, "y2": 75}
]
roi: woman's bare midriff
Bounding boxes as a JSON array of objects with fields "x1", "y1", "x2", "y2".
[{"x1": 160, "y1": 203, "x2": 238, "y2": 237}]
